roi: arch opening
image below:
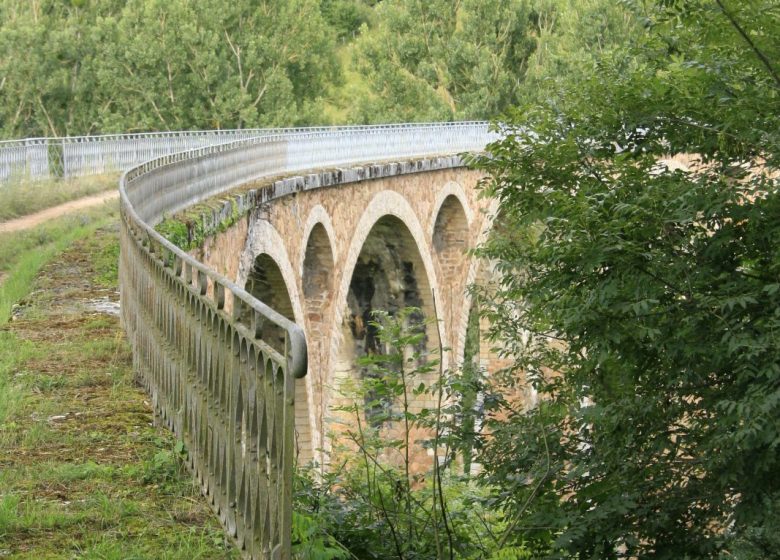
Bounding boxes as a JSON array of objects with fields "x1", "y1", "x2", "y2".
[
  {"x1": 336, "y1": 215, "x2": 440, "y2": 431},
  {"x1": 432, "y1": 195, "x2": 469, "y2": 275},
  {"x1": 245, "y1": 253, "x2": 294, "y2": 356},
  {"x1": 303, "y1": 223, "x2": 334, "y2": 304},
  {"x1": 244, "y1": 252, "x2": 312, "y2": 463},
  {"x1": 301, "y1": 223, "x2": 335, "y2": 466}
]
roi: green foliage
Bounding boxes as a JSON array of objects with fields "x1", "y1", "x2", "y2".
[
  {"x1": 0, "y1": 0, "x2": 340, "y2": 137},
  {"x1": 0, "y1": 205, "x2": 116, "y2": 324},
  {"x1": 294, "y1": 308, "x2": 543, "y2": 559},
  {"x1": 487, "y1": 547, "x2": 534, "y2": 560},
  {"x1": 321, "y1": 0, "x2": 374, "y2": 40},
  {"x1": 329, "y1": 308, "x2": 448, "y2": 559},
  {"x1": 155, "y1": 216, "x2": 192, "y2": 249},
  {"x1": 351, "y1": 0, "x2": 539, "y2": 122},
  {"x1": 291, "y1": 507, "x2": 350, "y2": 560},
  {"x1": 473, "y1": 0, "x2": 780, "y2": 557},
  {"x1": 155, "y1": 200, "x2": 243, "y2": 251},
  {"x1": 133, "y1": 438, "x2": 199, "y2": 497},
  {"x1": 0, "y1": 0, "x2": 640, "y2": 134}
]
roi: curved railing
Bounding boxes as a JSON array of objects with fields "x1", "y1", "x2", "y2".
[
  {"x1": 0, "y1": 123, "x2": 495, "y2": 182},
  {"x1": 120, "y1": 122, "x2": 492, "y2": 560},
  {"x1": 0, "y1": 127, "x2": 324, "y2": 181}
]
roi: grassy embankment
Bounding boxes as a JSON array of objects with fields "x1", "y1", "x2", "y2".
[
  {"x1": 0, "y1": 195, "x2": 239, "y2": 558},
  {"x1": 0, "y1": 175, "x2": 117, "y2": 223}
]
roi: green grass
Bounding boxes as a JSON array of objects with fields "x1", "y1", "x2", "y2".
[
  {"x1": 0, "y1": 222, "x2": 240, "y2": 559},
  {"x1": 0, "y1": 204, "x2": 118, "y2": 324},
  {"x1": 0, "y1": 199, "x2": 117, "y2": 272},
  {"x1": 0, "y1": 174, "x2": 117, "y2": 222}
]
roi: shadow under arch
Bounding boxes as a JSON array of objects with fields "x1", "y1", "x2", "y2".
[
  {"x1": 245, "y1": 252, "x2": 314, "y2": 464},
  {"x1": 300, "y1": 222, "x2": 335, "y2": 467},
  {"x1": 302, "y1": 223, "x2": 335, "y2": 303},
  {"x1": 432, "y1": 194, "x2": 470, "y2": 275},
  {"x1": 245, "y1": 253, "x2": 295, "y2": 354},
  {"x1": 334, "y1": 214, "x2": 441, "y2": 432}
]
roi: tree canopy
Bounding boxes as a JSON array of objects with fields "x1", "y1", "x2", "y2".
[
  {"x1": 0, "y1": 0, "x2": 635, "y2": 136},
  {"x1": 474, "y1": 0, "x2": 780, "y2": 556},
  {"x1": 0, "y1": 0, "x2": 339, "y2": 136}
]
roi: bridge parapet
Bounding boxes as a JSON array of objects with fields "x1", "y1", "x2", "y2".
[{"x1": 118, "y1": 123, "x2": 493, "y2": 559}]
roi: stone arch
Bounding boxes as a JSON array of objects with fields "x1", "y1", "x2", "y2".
[
  {"x1": 432, "y1": 194, "x2": 470, "y2": 274},
  {"x1": 429, "y1": 186, "x2": 473, "y2": 367},
  {"x1": 238, "y1": 219, "x2": 315, "y2": 464},
  {"x1": 429, "y1": 181, "x2": 474, "y2": 239},
  {"x1": 300, "y1": 215, "x2": 336, "y2": 468},
  {"x1": 328, "y1": 191, "x2": 442, "y2": 471},
  {"x1": 302, "y1": 223, "x2": 335, "y2": 303},
  {"x1": 452, "y1": 196, "x2": 499, "y2": 367},
  {"x1": 330, "y1": 190, "x2": 445, "y2": 382},
  {"x1": 336, "y1": 215, "x2": 439, "y2": 429},
  {"x1": 300, "y1": 205, "x2": 338, "y2": 276},
  {"x1": 245, "y1": 253, "x2": 295, "y2": 350},
  {"x1": 344, "y1": 215, "x2": 436, "y2": 357}
]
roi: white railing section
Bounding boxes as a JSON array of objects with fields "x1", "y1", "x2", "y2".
[{"x1": 0, "y1": 122, "x2": 495, "y2": 183}]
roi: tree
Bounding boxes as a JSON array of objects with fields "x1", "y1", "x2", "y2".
[
  {"x1": 0, "y1": 0, "x2": 340, "y2": 137},
  {"x1": 96, "y1": 0, "x2": 340, "y2": 131},
  {"x1": 473, "y1": 0, "x2": 780, "y2": 557},
  {"x1": 320, "y1": 0, "x2": 374, "y2": 41},
  {"x1": 351, "y1": 0, "x2": 540, "y2": 122},
  {"x1": 0, "y1": 0, "x2": 119, "y2": 137},
  {"x1": 347, "y1": 0, "x2": 636, "y2": 123}
]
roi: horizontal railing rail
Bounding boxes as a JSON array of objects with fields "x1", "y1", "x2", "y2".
[
  {"x1": 0, "y1": 122, "x2": 490, "y2": 182},
  {"x1": 120, "y1": 122, "x2": 493, "y2": 560}
]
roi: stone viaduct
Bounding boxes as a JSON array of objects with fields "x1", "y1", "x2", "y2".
[
  {"x1": 117, "y1": 123, "x2": 514, "y2": 558},
  {"x1": 187, "y1": 158, "x2": 507, "y2": 468}
]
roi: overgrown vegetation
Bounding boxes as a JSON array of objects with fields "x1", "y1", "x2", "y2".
[
  {"x1": 0, "y1": 204, "x2": 119, "y2": 324},
  {"x1": 0, "y1": 223, "x2": 240, "y2": 558},
  {"x1": 473, "y1": 0, "x2": 780, "y2": 557},
  {"x1": 292, "y1": 309, "x2": 536, "y2": 560},
  {"x1": 155, "y1": 196, "x2": 243, "y2": 252}
]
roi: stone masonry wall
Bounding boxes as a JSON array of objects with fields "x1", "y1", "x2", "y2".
[{"x1": 182, "y1": 158, "x2": 531, "y2": 468}]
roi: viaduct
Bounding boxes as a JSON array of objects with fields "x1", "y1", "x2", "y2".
[
  {"x1": 115, "y1": 123, "x2": 517, "y2": 559},
  {"x1": 190, "y1": 155, "x2": 508, "y2": 469}
]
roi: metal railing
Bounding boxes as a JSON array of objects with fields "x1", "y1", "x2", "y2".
[
  {"x1": 0, "y1": 123, "x2": 495, "y2": 183},
  {"x1": 0, "y1": 130, "x2": 249, "y2": 181},
  {"x1": 119, "y1": 122, "x2": 492, "y2": 560}
]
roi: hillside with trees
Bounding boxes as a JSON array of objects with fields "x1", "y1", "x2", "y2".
[{"x1": 0, "y1": 0, "x2": 634, "y2": 137}]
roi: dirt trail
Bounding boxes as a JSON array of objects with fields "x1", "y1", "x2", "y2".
[{"x1": 0, "y1": 189, "x2": 119, "y2": 234}]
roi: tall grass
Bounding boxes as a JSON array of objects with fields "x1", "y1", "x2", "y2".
[
  {"x1": 0, "y1": 173, "x2": 117, "y2": 222},
  {"x1": 0, "y1": 224, "x2": 238, "y2": 558}
]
